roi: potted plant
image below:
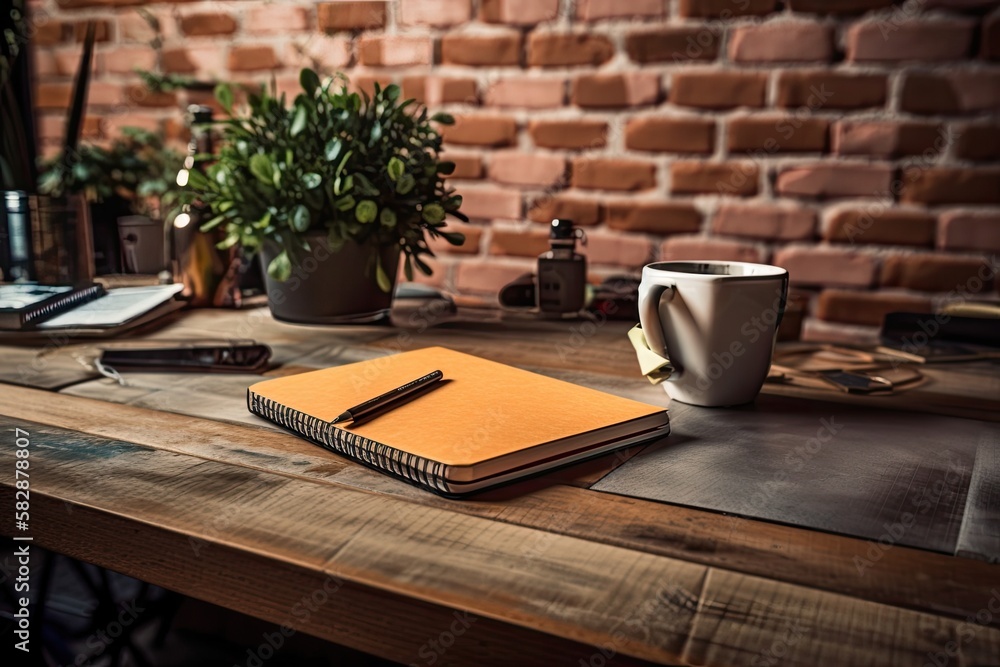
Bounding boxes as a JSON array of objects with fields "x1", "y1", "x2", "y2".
[
  {"x1": 39, "y1": 127, "x2": 185, "y2": 274},
  {"x1": 182, "y1": 69, "x2": 466, "y2": 323}
]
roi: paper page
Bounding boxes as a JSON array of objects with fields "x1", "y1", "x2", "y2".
[{"x1": 38, "y1": 284, "x2": 184, "y2": 329}]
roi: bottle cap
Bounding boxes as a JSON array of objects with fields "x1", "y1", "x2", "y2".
[
  {"x1": 186, "y1": 105, "x2": 214, "y2": 126},
  {"x1": 550, "y1": 218, "x2": 576, "y2": 239}
]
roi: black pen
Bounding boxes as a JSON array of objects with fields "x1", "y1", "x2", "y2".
[{"x1": 331, "y1": 370, "x2": 443, "y2": 426}]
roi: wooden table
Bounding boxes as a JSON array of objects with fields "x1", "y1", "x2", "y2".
[{"x1": 2, "y1": 307, "x2": 1000, "y2": 666}]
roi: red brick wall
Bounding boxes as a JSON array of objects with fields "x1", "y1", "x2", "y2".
[{"x1": 28, "y1": 0, "x2": 1000, "y2": 339}]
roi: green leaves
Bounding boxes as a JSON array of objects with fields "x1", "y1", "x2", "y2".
[
  {"x1": 395, "y1": 173, "x2": 415, "y2": 195},
  {"x1": 183, "y1": 69, "x2": 468, "y2": 288},
  {"x1": 355, "y1": 200, "x2": 377, "y2": 224},
  {"x1": 300, "y1": 68, "x2": 321, "y2": 96},
  {"x1": 375, "y1": 260, "x2": 391, "y2": 293},
  {"x1": 291, "y1": 204, "x2": 310, "y2": 232},
  {"x1": 249, "y1": 153, "x2": 273, "y2": 186},
  {"x1": 290, "y1": 105, "x2": 308, "y2": 137},
  {"x1": 324, "y1": 138, "x2": 342, "y2": 162},
  {"x1": 379, "y1": 208, "x2": 397, "y2": 228},
  {"x1": 387, "y1": 156, "x2": 405, "y2": 181},
  {"x1": 301, "y1": 172, "x2": 321, "y2": 189},
  {"x1": 215, "y1": 83, "x2": 234, "y2": 114},
  {"x1": 267, "y1": 250, "x2": 292, "y2": 281},
  {"x1": 421, "y1": 203, "x2": 445, "y2": 224}
]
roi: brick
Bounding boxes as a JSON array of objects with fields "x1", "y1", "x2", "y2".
[
  {"x1": 33, "y1": 51, "x2": 57, "y2": 78},
  {"x1": 485, "y1": 78, "x2": 565, "y2": 108},
  {"x1": 728, "y1": 116, "x2": 828, "y2": 153},
  {"x1": 607, "y1": 202, "x2": 701, "y2": 234},
  {"x1": 671, "y1": 162, "x2": 759, "y2": 197},
  {"x1": 35, "y1": 83, "x2": 72, "y2": 110},
  {"x1": 490, "y1": 226, "x2": 551, "y2": 257},
  {"x1": 163, "y1": 46, "x2": 227, "y2": 76},
  {"x1": 729, "y1": 21, "x2": 834, "y2": 63},
  {"x1": 626, "y1": 117, "x2": 715, "y2": 154},
  {"x1": 776, "y1": 164, "x2": 893, "y2": 199},
  {"x1": 527, "y1": 33, "x2": 615, "y2": 67},
  {"x1": 489, "y1": 152, "x2": 567, "y2": 187},
  {"x1": 832, "y1": 121, "x2": 944, "y2": 158},
  {"x1": 73, "y1": 20, "x2": 111, "y2": 43},
  {"x1": 529, "y1": 119, "x2": 608, "y2": 150},
  {"x1": 955, "y1": 124, "x2": 1000, "y2": 162},
  {"x1": 846, "y1": 19, "x2": 974, "y2": 62},
  {"x1": 773, "y1": 248, "x2": 877, "y2": 287},
  {"x1": 938, "y1": 211, "x2": 1000, "y2": 253},
  {"x1": 670, "y1": 72, "x2": 767, "y2": 109},
  {"x1": 572, "y1": 73, "x2": 660, "y2": 108},
  {"x1": 712, "y1": 205, "x2": 816, "y2": 241},
  {"x1": 900, "y1": 72, "x2": 1000, "y2": 115},
  {"x1": 776, "y1": 71, "x2": 886, "y2": 110},
  {"x1": 118, "y1": 12, "x2": 160, "y2": 42},
  {"x1": 528, "y1": 195, "x2": 603, "y2": 226},
  {"x1": 678, "y1": 0, "x2": 776, "y2": 17},
  {"x1": 984, "y1": 8, "x2": 1000, "y2": 60},
  {"x1": 572, "y1": 158, "x2": 658, "y2": 191},
  {"x1": 625, "y1": 27, "x2": 719, "y2": 63},
  {"x1": 576, "y1": 0, "x2": 666, "y2": 21},
  {"x1": 403, "y1": 76, "x2": 477, "y2": 106},
  {"x1": 427, "y1": 222, "x2": 483, "y2": 255},
  {"x1": 347, "y1": 74, "x2": 392, "y2": 97},
  {"x1": 823, "y1": 208, "x2": 936, "y2": 247},
  {"x1": 104, "y1": 113, "x2": 159, "y2": 141},
  {"x1": 455, "y1": 260, "x2": 535, "y2": 294},
  {"x1": 55, "y1": 49, "x2": 96, "y2": 77},
  {"x1": 583, "y1": 232, "x2": 653, "y2": 268},
  {"x1": 179, "y1": 12, "x2": 237, "y2": 36},
  {"x1": 228, "y1": 46, "x2": 279, "y2": 72},
  {"x1": 284, "y1": 35, "x2": 351, "y2": 73},
  {"x1": 244, "y1": 6, "x2": 309, "y2": 33},
  {"x1": 123, "y1": 85, "x2": 177, "y2": 109},
  {"x1": 359, "y1": 36, "x2": 433, "y2": 67},
  {"x1": 440, "y1": 151, "x2": 484, "y2": 180},
  {"x1": 34, "y1": 21, "x2": 68, "y2": 47},
  {"x1": 403, "y1": 254, "x2": 450, "y2": 288},
  {"x1": 441, "y1": 115, "x2": 517, "y2": 147},
  {"x1": 816, "y1": 290, "x2": 932, "y2": 327},
  {"x1": 401, "y1": 0, "x2": 471, "y2": 27},
  {"x1": 85, "y1": 82, "x2": 125, "y2": 109},
  {"x1": 787, "y1": 0, "x2": 894, "y2": 12},
  {"x1": 881, "y1": 255, "x2": 995, "y2": 293},
  {"x1": 900, "y1": 167, "x2": 1000, "y2": 205},
  {"x1": 100, "y1": 47, "x2": 157, "y2": 75},
  {"x1": 661, "y1": 237, "x2": 764, "y2": 263},
  {"x1": 457, "y1": 186, "x2": 522, "y2": 220},
  {"x1": 482, "y1": 0, "x2": 559, "y2": 25},
  {"x1": 442, "y1": 34, "x2": 521, "y2": 67},
  {"x1": 317, "y1": 2, "x2": 386, "y2": 31}
]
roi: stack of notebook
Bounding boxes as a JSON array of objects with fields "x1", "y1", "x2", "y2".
[{"x1": 248, "y1": 347, "x2": 670, "y2": 496}]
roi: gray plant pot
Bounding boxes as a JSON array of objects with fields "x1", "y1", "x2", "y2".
[{"x1": 260, "y1": 234, "x2": 399, "y2": 324}]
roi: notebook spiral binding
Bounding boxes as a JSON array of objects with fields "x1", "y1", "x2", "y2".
[
  {"x1": 22, "y1": 284, "x2": 104, "y2": 325},
  {"x1": 247, "y1": 390, "x2": 451, "y2": 494}
]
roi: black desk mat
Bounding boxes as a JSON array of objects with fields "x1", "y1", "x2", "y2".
[{"x1": 592, "y1": 394, "x2": 1000, "y2": 561}]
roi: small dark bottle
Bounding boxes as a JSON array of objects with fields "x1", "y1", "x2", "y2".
[{"x1": 537, "y1": 218, "x2": 587, "y2": 314}]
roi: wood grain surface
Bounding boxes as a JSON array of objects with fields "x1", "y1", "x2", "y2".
[
  {"x1": 3, "y1": 412, "x2": 1000, "y2": 666},
  {"x1": 1, "y1": 308, "x2": 999, "y2": 665}
]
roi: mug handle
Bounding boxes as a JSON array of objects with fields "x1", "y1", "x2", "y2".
[{"x1": 639, "y1": 282, "x2": 681, "y2": 378}]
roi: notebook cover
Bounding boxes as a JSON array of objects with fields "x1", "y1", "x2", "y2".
[
  {"x1": 0, "y1": 283, "x2": 105, "y2": 329},
  {"x1": 247, "y1": 347, "x2": 667, "y2": 490}
]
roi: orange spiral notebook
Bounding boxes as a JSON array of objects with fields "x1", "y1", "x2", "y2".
[{"x1": 247, "y1": 347, "x2": 670, "y2": 496}]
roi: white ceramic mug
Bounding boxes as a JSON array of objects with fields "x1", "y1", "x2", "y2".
[{"x1": 638, "y1": 261, "x2": 788, "y2": 407}]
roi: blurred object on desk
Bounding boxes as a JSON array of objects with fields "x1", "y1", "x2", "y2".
[{"x1": 878, "y1": 311, "x2": 1000, "y2": 363}]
